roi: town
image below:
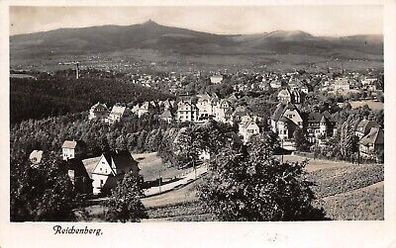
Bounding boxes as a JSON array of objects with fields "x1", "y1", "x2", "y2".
[
  {"x1": 22, "y1": 66, "x2": 384, "y2": 201},
  {"x1": 9, "y1": 15, "x2": 384, "y2": 223}
]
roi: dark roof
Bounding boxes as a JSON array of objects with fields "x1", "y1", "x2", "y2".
[
  {"x1": 356, "y1": 119, "x2": 377, "y2": 133},
  {"x1": 64, "y1": 158, "x2": 91, "y2": 178},
  {"x1": 103, "y1": 150, "x2": 140, "y2": 175},
  {"x1": 359, "y1": 127, "x2": 384, "y2": 146},
  {"x1": 271, "y1": 103, "x2": 285, "y2": 121},
  {"x1": 308, "y1": 112, "x2": 322, "y2": 122}
]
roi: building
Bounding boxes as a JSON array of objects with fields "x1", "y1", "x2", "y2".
[
  {"x1": 213, "y1": 99, "x2": 233, "y2": 123},
  {"x1": 333, "y1": 78, "x2": 350, "y2": 92},
  {"x1": 359, "y1": 127, "x2": 384, "y2": 161},
  {"x1": 238, "y1": 120, "x2": 260, "y2": 143},
  {"x1": 271, "y1": 103, "x2": 303, "y2": 140},
  {"x1": 29, "y1": 150, "x2": 43, "y2": 167},
  {"x1": 277, "y1": 88, "x2": 292, "y2": 104},
  {"x1": 159, "y1": 109, "x2": 174, "y2": 123},
  {"x1": 176, "y1": 99, "x2": 198, "y2": 123},
  {"x1": 107, "y1": 105, "x2": 129, "y2": 124},
  {"x1": 82, "y1": 150, "x2": 140, "y2": 195},
  {"x1": 196, "y1": 93, "x2": 213, "y2": 121},
  {"x1": 306, "y1": 112, "x2": 334, "y2": 143},
  {"x1": 210, "y1": 75, "x2": 223, "y2": 84},
  {"x1": 89, "y1": 102, "x2": 108, "y2": 121},
  {"x1": 277, "y1": 88, "x2": 302, "y2": 104},
  {"x1": 62, "y1": 140, "x2": 78, "y2": 161},
  {"x1": 65, "y1": 158, "x2": 93, "y2": 195},
  {"x1": 355, "y1": 119, "x2": 378, "y2": 139}
]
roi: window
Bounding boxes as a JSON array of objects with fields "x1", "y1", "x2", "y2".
[{"x1": 100, "y1": 179, "x2": 104, "y2": 186}]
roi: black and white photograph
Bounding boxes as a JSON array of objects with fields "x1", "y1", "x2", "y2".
[{"x1": 2, "y1": 0, "x2": 396, "y2": 247}]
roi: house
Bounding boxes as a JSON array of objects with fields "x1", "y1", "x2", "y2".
[
  {"x1": 333, "y1": 78, "x2": 350, "y2": 92},
  {"x1": 270, "y1": 81, "x2": 282, "y2": 89},
  {"x1": 82, "y1": 150, "x2": 140, "y2": 195},
  {"x1": 29, "y1": 150, "x2": 43, "y2": 167},
  {"x1": 277, "y1": 88, "x2": 302, "y2": 104},
  {"x1": 64, "y1": 158, "x2": 93, "y2": 195},
  {"x1": 271, "y1": 103, "x2": 303, "y2": 140},
  {"x1": 306, "y1": 112, "x2": 333, "y2": 143},
  {"x1": 159, "y1": 109, "x2": 174, "y2": 123},
  {"x1": 137, "y1": 102, "x2": 154, "y2": 118},
  {"x1": 210, "y1": 75, "x2": 223, "y2": 84},
  {"x1": 62, "y1": 140, "x2": 79, "y2": 161},
  {"x1": 196, "y1": 93, "x2": 213, "y2": 121},
  {"x1": 213, "y1": 99, "x2": 233, "y2": 123},
  {"x1": 107, "y1": 105, "x2": 126, "y2": 124},
  {"x1": 359, "y1": 127, "x2": 384, "y2": 161},
  {"x1": 278, "y1": 88, "x2": 292, "y2": 104},
  {"x1": 176, "y1": 99, "x2": 198, "y2": 123},
  {"x1": 355, "y1": 119, "x2": 377, "y2": 139},
  {"x1": 89, "y1": 102, "x2": 108, "y2": 121},
  {"x1": 238, "y1": 120, "x2": 260, "y2": 143}
]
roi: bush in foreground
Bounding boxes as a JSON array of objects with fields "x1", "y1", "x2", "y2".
[
  {"x1": 105, "y1": 172, "x2": 147, "y2": 222},
  {"x1": 198, "y1": 133, "x2": 326, "y2": 221}
]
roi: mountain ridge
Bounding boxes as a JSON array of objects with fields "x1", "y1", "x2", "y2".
[{"x1": 10, "y1": 20, "x2": 383, "y2": 62}]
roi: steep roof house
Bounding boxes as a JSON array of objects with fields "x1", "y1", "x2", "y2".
[
  {"x1": 29, "y1": 150, "x2": 43, "y2": 167},
  {"x1": 359, "y1": 127, "x2": 384, "y2": 161},
  {"x1": 107, "y1": 105, "x2": 126, "y2": 124},
  {"x1": 355, "y1": 119, "x2": 378, "y2": 139},
  {"x1": 82, "y1": 150, "x2": 140, "y2": 195},
  {"x1": 177, "y1": 100, "x2": 198, "y2": 123},
  {"x1": 89, "y1": 102, "x2": 108, "y2": 121},
  {"x1": 238, "y1": 120, "x2": 260, "y2": 143}
]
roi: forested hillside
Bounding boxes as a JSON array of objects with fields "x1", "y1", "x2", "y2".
[{"x1": 10, "y1": 73, "x2": 174, "y2": 124}]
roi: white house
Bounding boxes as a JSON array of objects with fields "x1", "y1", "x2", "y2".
[
  {"x1": 62, "y1": 140, "x2": 78, "y2": 161},
  {"x1": 89, "y1": 102, "x2": 108, "y2": 121},
  {"x1": 83, "y1": 150, "x2": 139, "y2": 195},
  {"x1": 107, "y1": 105, "x2": 126, "y2": 124},
  {"x1": 239, "y1": 120, "x2": 260, "y2": 143},
  {"x1": 210, "y1": 75, "x2": 223, "y2": 84},
  {"x1": 177, "y1": 100, "x2": 198, "y2": 122}
]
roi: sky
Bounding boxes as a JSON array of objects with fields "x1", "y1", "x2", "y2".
[{"x1": 9, "y1": 5, "x2": 383, "y2": 36}]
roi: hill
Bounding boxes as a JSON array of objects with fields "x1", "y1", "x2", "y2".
[{"x1": 10, "y1": 20, "x2": 383, "y2": 69}]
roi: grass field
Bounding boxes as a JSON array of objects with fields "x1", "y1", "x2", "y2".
[
  {"x1": 81, "y1": 154, "x2": 384, "y2": 221},
  {"x1": 349, "y1": 100, "x2": 384, "y2": 111},
  {"x1": 133, "y1": 152, "x2": 191, "y2": 182},
  {"x1": 142, "y1": 155, "x2": 384, "y2": 221}
]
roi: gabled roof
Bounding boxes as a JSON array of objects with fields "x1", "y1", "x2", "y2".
[
  {"x1": 82, "y1": 156, "x2": 101, "y2": 178},
  {"x1": 308, "y1": 112, "x2": 322, "y2": 122},
  {"x1": 356, "y1": 119, "x2": 377, "y2": 133},
  {"x1": 160, "y1": 109, "x2": 173, "y2": 119},
  {"x1": 110, "y1": 105, "x2": 126, "y2": 115},
  {"x1": 29, "y1": 150, "x2": 43, "y2": 165},
  {"x1": 271, "y1": 103, "x2": 285, "y2": 121},
  {"x1": 90, "y1": 102, "x2": 108, "y2": 111},
  {"x1": 103, "y1": 150, "x2": 139, "y2": 175},
  {"x1": 359, "y1": 127, "x2": 384, "y2": 146},
  {"x1": 62, "y1": 140, "x2": 77, "y2": 149}
]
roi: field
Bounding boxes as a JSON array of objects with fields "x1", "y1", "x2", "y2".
[
  {"x1": 349, "y1": 100, "x2": 384, "y2": 111},
  {"x1": 81, "y1": 154, "x2": 384, "y2": 221},
  {"x1": 142, "y1": 155, "x2": 384, "y2": 221},
  {"x1": 133, "y1": 152, "x2": 194, "y2": 182}
]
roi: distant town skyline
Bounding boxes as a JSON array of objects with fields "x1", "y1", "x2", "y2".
[{"x1": 10, "y1": 5, "x2": 383, "y2": 36}]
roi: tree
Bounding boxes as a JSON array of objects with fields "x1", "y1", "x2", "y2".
[
  {"x1": 197, "y1": 143, "x2": 326, "y2": 221},
  {"x1": 10, "y1": 154, "x2": 82, "y2": 221},
  {"x1": 294, "y1": 128, "x2": 309, "y2": 151},
  {"x1": 105, "y1": 172, "x2": 147, "y2": 222}
]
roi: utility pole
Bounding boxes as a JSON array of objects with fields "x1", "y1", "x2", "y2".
[
  {"x1": 281, "y1": 139, "x2": 284, "y2": 164},
  {"x1": 158, "y1": 169, "x2": 162, "y2": 194}
]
